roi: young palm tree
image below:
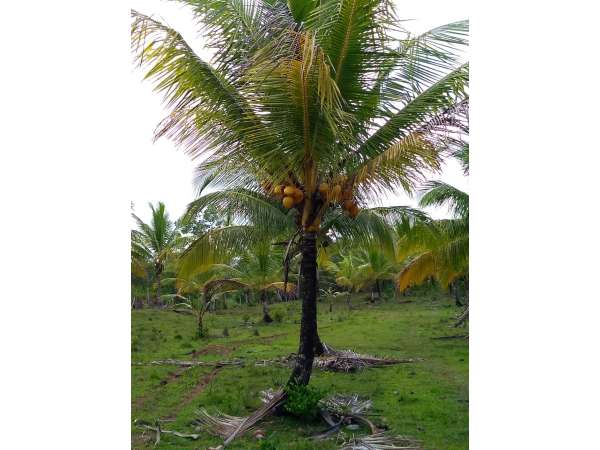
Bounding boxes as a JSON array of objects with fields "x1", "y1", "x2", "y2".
[
  {"x1": 161, "y1": 266, "x2": 226, "y2": 337},
  {"x1": 131, "y1": 202, "x2": 186, "y2": 304},
  {"x1": 356, "y1": 245, "x2": 399, "y2": 302},
  {"x1": 203, "y1": 243, "x2": 294, "y2": 323},
  {"x1": 132, "y1": 1, "x2": 468, "y2": 386},
  {"x1": 322, "y1": 251, "x2": 368, "y2": 310}
]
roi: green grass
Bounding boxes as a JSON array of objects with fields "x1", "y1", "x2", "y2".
[{"x1": 131, "y1": 293, "x2": 468, "y2": 449}]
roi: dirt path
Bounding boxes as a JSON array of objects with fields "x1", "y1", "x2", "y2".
[
  {"x1": 187, "y1": 332, "x2": 289, "y2": 359},
  {"x1": 159, "y1": 366, "x2": 193, "y2": 386},
  {"x1": 138, "y1": 332, "x2": 288, "y2": 419},
  {"x1": 190, "y1": 343, "x2": 233, "y2": 358},
  {"x1": 171, "y1": 367, "x2": 223, "y2": 417}
]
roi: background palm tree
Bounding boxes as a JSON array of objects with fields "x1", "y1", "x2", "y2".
[
  {"x1": 131, "y1": 0, "x2": 468, "y2": 386},
  {"x1": 356, "y1": 244, "x2": 399, "y2": 302},
  {"x1": 131, "y1": 202, "x2": 186, "y2": 305},
  {"x1": 161, "y1": 266, "x2": 226, "y2": 337},
  {"x1": 323, "y1": 251, "x2": 367, "y2": 310},
  {"x1": 397, "y1": 146, "x2": 469, "y2": 293},
  {"x1": 202, "y1": 243, "x2": 294, "y2": 323}
]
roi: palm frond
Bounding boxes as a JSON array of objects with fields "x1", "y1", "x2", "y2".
[
  {"x1": 358, "y1": 63, "x2": 469, "y2": 161},
  {"x1": 183, "y1": 188, "x2": 294, "y2": 233},
  {"x1": 178, "y1": 225, "x2": 265, "y2": 279},
  {"x1": 131, "y1": 10, "x2": 276, "y2": 164},
  {"x1": 419, "y1": 181, "x2": 468, "y2": 219}
]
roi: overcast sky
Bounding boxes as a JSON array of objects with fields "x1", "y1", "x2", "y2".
[{"x1": 130, "y1": 0, "x2": 469, "y2": 224}]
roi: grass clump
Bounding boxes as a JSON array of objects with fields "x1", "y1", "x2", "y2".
[
  {"x1": 284, "y1": 381, "x2": 327, "y2": 420},
  {"x1": 272, "y1": 308, "x2": 285, "y2": 323}
]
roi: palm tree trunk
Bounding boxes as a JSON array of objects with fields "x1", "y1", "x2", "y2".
[
  {"x1": 289, "y1": 232, "x2": 319, "y2": 385},
  {"x1": 261, "y1": 291, "x2": 273, "y2": 323},
  {"x1": 197, "y1": 312, "x2": 204, "y2": 338},
  {"x1": 376, "y1": 279, "x2": 382, "y2": 301},
  {"x1": 313, "y1": 328, "x2": 324, "y2": 356},
  {"x1": 155, "y1": 272, "x2": 162, "y2": 306},
  {"x1": 453, "y1": 281, "x2": 463, "y2": 307}
]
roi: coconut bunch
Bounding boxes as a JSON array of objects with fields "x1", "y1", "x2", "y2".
[
  {"x1": 264, "y1": 177, "x2": 360, "y2": 218},
  {"x1": 264, "y1": 183, "x2": 305, "y2": 209}
]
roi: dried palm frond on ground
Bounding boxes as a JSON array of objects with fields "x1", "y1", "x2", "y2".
[
  {"x1": 134, "y1": 419, "x2": 201, "y2": 446},
  {"x1": 314, "y1": 394, "x2": 379, "y2": 437},
  {"x1": 340, "y1": 432, "x2": 421, "y2": 449},
  {"x1": 194, "y1": 409, "x2": 247, "y2": 438},
  {"x1": 314, "y1": 344, "x2": 421, "y2": 372},
  {"x1": 193, "y1": 389, "x2": 287, "y2": 446},
  {"x1": 454, "y1": 306, "x2": 469, "y2": 327},
  {"x1": 132, "y1": 359, "x2": 244, "y2": 367},
  {"x1": 321, "y1": 394, "x2": 373, "y2": 417},
  {"x1": 260, "y1": 388, "x2": 279, "y2": 404},
  {"x1": 257, "y1": 350, "x2": 420, "y2": 373},
  {"x1": 223, "y1": 389, "x2": 286, "y2": 445}
]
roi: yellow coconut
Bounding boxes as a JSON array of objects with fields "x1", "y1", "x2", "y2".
[
  {"x1": 283, "y1": 186, "x2": 296, "y2": 196},
  {"x1": 331, "y1": 184, "x2": 342, "y2": 197},
  {"x1": 318, "y1": 182, "x2": 329, "y2": 194},
  {"x1": 282, "y1": 196, "x2": 295, "y2": 209},
  {"x1": 293, "y1": 189, "x2": 304, "y2": 202},
  {"x1": 273, "y1": 185, "x2": 283, "y2": 196},
  {"x1": 349, "y1": 204, "x2": 359, "y2": 218}
]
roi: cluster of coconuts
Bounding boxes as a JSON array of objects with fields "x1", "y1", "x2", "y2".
[
  {"x1": 319, "y1": 181, "x2": 360, "y2": 218},
  {"x1": 273, "y1": 184, "x2": 304, "y2": 208},
  {"x1": 266, "y1": 179, "x2": 359, "y2": 218}
]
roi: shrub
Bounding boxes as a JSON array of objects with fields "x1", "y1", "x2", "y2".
[
  {"x1": 196, "y1": 326, "x2": 209, "y2": 339},
  {"x1": 272, "y1": 308, "x2": 285, "y2": 323},
  {"x1": 253, "y1": 328, "x2": 260, "y2": 336},
  {"x1": 284, "y1": 382, "x2": 327, "y2": 420},
  {"x1": 222, "y1": 327, "x2": 229, "y2": 337}
]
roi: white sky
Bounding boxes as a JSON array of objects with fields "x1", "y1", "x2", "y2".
[{"x1": 130, "y1": 0, "x2": 469, "y2": 223}]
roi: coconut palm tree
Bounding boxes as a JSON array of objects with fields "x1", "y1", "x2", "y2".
[
  {"x1": 397, "y1": 145, "x2": 469, "y2": 292},
  {"x1": 322, "y1": 251, "x2": 368, "y2": 310},
  {"x1": 131, "y1": 202, "x2": 186, "y2": 304},
  {"x1": 161, "y1": 265, "x2": 227, "y2": 337},
  {"x1": 202, "y1": 243, "x2": 295, "y2": 323},
  {"x1": 131, "y1": 1, "x2": 468, "y2": 386},
  {"x1": 356, "y1": 244, "x2": 399, "y2": 302}
]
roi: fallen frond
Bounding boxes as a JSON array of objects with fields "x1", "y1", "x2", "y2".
[
  {"x1": 134, "y1": 419, "x2": 201, "y2": 445},
  {"x1": 315, "y1": 344, "x2": 421, "y2": 372},
  {"x1": 320, "y1": 394, "x2": 372, "y2": 417},
  {"x1": 340, "y1": 431, "x2": 421, "y2": 449},
  {"x1": 193, "y1": 409, "x2": 248, "y2": 438},
  {"x1": 132, "y1": 359, "x2": 244, "y2": 367},
  {"x1": 453, "y1": 306, "x2": 469, "y2": 328},
  {"x1": 194, "y1": 389, "x2": 287, "y2": 445},
  {"x1": 223, "y1": 389, "x2": 287, "y2": 445}
]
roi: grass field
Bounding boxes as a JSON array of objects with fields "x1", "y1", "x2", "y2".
[{"x1": 131, "y1": 292, "x2": 468, "y2": 449}]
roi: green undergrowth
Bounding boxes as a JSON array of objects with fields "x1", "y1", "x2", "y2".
[{"x1": 132, "y1": 292, "x2": 468, "y2": 449}]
